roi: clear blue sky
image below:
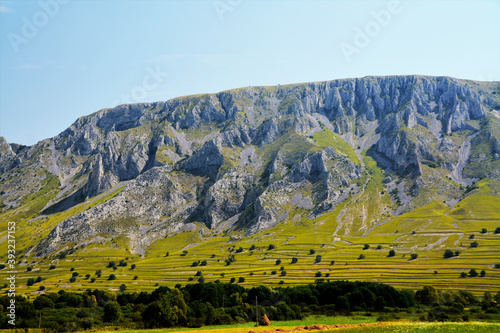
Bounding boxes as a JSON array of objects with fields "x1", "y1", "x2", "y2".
[{"x1": 1, "y1": 0, "x2": 499, "y2": 145}]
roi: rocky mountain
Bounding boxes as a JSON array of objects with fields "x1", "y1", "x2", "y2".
[{"x1": 1, "y1": 75, "x2": 499, "y2": 258}]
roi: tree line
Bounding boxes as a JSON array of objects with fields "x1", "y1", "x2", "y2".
[{"x1": 0, "y1": 280, "x2": 497, "y2": 331}]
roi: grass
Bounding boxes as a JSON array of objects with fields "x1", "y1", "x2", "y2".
[
  {"x1": 87, "y1": 321, "x2": 500, "y2": 333},
  {"x1": 313, "y1": 128, "x2": 361, "y2": 165}
]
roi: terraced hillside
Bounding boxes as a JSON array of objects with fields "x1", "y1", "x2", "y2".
[{"x1": 0, "y1": 75, "x2": 499, "y2": 297}]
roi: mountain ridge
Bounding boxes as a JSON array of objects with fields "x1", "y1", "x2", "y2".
[{"x1": 1, "y1": 75, "x2": 499, "y2": 259}]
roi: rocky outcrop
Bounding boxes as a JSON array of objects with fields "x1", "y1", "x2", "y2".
[{"x1": 2, "y1": 76, "x2": 498, "y2": 256}]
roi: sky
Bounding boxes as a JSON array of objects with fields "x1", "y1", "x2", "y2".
[{"x1": 0, "y1": 0, "x2": 499, "y2": 146}]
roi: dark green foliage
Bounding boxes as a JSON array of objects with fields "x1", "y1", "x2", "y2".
[
  {"x1": 481, "y1": 228, "x2": 487, "y2": 234},
  {"x1": 358, "y1": 254, "x2": 365, "y2": 260},
  {"x1": 118, "y1": 260, "x2": 127, "y2": 267},
  {"x1": 309, "y1": 249, "x2": 316, "y2": 254},
  {"x1": 267, "y1": 244, "x2": 276, "y2": 250},
  {"x1": 363, "y1": 244, "x2": 369, "y2": 250},
  {"x1": 291, "y1": 257, "x2": 298, "y2": 264},
  {"x1": 330, "y1": 260, "x2": 335, "y2": 265},
  {"x1": 376, "y1": 245, "x2": 382, "y2": 250},
  {"x1": 230, "y1": 277, "x2": 236, "y2": 283},
  {"x1": 495, "y1": 227, "x2": 500, "y2": 234},
  {"x1": 249, "y1": 244, "x2": 256, "y2": 251},
  {"x1": 108, "y1": 274, "x2": 116, "y2": 280},
  {"x1": 388, "y1": 250, "x2": 396, "y2": 257},
  {"x1": 443, "y1": 249, "x2": 454, "y2": 258},
  {"x1": 235, "y1": 247, "x2": 243, "y2": 253},
  {"x1": 461, "y1": 272, "x2": 467, "y2": 278},
  {"x1": 275, "y1": 259, "x2": 281, "y2": 265},
  {"x1": 131, "y1": 264, "x2": 136, "y2": 269},
  {"x1": 119, "y1": 284, "x2": 127, "y2": 292},
  {"x1": 315, "y1": 272, "x2": 322, "y2": 277},
  {"x1": 315, "y1": 255, "x2": 322, "y2": 263},
  {"x1": 471, "y1": 241, "x2": 478, "y2": 248},
  {"x1": 469, "y1": 269, "x2": 478, "y2": 277},
  {"x1": 238, "y1": 277, "x2": 245, "y2": 283},
  {"x1": 104, "y1": 301, "x2": 121, "y2": 322},
  {"x1": 27, "y1": 266, "x2": 33, "y2": 272},
  {"x1": 410, "y1": 253, "x2": 418, "y2": 260},
  {"x1": 469, "y1": 234, "x2": 475, "y2": 239},
  {"x1": 480, "y1": 270, "x2": 486, "y2": 277},
  {"x1": 0, "y1": 264, "x2": 5, "y2": 270}
]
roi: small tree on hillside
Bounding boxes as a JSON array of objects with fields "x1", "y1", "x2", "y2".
[
  {"x1": 443, "y1": 249, "x2": 454, "y2": 258},
  {"x1": 388, "y1": 250, "x2": 396, "y2": 257}
]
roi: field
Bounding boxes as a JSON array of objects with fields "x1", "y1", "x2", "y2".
[
  {"x1": 91, "y1": 320, "x2": 500, "y2": 333},
  {"x1": 1, "y1": 151, "x2": 499, "y2": 300}
]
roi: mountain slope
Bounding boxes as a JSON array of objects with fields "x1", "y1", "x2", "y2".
[{"x1": 1, "y1": 76, "x2": 499, "y2": 289}]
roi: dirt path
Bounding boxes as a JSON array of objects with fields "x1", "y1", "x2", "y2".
[{"x1": 248, "y1": 322, "x2": 386, "y2": 333}]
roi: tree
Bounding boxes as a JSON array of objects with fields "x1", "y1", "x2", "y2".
[
  {"x1": 131, "y1": 264, "x2": 136, "y2": 269},
  {"x1": 27, "y1": 267, "x2": 32, "y2": 272},
  {"x1": 107, "y1": 261, "x2": 116, "y2": 268},
  {"x1": 469, "y1": 269, "x2": 478, "y2": 277},
  {"x1": 72, "y1": 272, "x2": 79, "y2": 277},
  {"x1": 268, "y1": 244, "x2": 276, "y2": 250},
  {"x1": 250, "y1": 244, "x2": 256, "y2": 251},
  {"x1": 309, "y1": 249, "x2": 316, "y2": 255},
  {"x1": 69, "y1": 277, "x2": 76, "y2": 283},
  {"x1": 330, "y1": 260, "x2": 335, "y2": 265},
  {"x1": 315, "y1": 272, "x2": 322, "y2": 277},
  {"x1": 280, "y1": 270, "x2": 287, "y2": 276},
  {"x1": 480, "y1": 270, "x2": 486, "y2": 277},
  {"x1": 85, "y1": 274, "x2": 91, "y2": 279},
  {"x1": 118, "y1": 260, "x2": 127, "y2": 267},
  {"x1": 376, "y1": 245, "x2": 382, "y2": 250},
  {"x1": 495, "y1": 227, "x2": 500, "y2": 234},
  {"x1": 108, "y1": 274, "x2": 116, "y2": 280},
  {"x1": 454, "y1": 250, "x2": 461, "y2": 256},
  {"x1": 471, "y1": 241, "x2": 478, "y2": 248},
  {"x1": 469, "y1": 234, "x2": 475, "y2": 239},
  {"x1": 363, "y1": 244, "x2": 370, "y2": 250},
  {"x1": 119, "y1": 284, "x2": 127, "y2": 292},
  {"x1": 388, "y1": 250, "x2": 396, "y2": 257},
  {"x1": 35, "y1": 276, "x2": 42, "y2": 283},
  {"x1": 415, "y1": 286, "x2": 438, "y2": 306},
  {"x1": 443, "y1": 249, "x2": 454, "y2": 258},
  {"x1": 49, "y1": 265, "x2": 56, "y2": 270},
  {"x1": 191, "y1": 261, "x2": 199, "y2": 267},
  {"x1": 481, "y1": 228, "x2": 487, "y2": 234},
  {"x1": 358, "y1": 254, "x2": 365, "y2": 260},
  {"x1": 195, "y1": 271, "x2": 202, "y2": 276},
  {"x1": 230, "y1": 277, "x2": 236, "y2": 283},
  {"x1": 103, "y1": 301, "x2": 121, "y2": 322},
  {"x1": 410, "y1": 253, "x2": 418, "y2": 260},
  {"x1": 315, "y1": 255, "x2": 322, "y2": 263},
  {"x1": 460, "y1": 272, "x2": 467, "y2": 278},
  {"x1": 291, "y1": 257, "x2": 298, "y2": 264},
  {"x1": 166, "y1": 252, "x2": 169, "y2": 257},
  {"x1": 238, "y1": 277, "x2": 245, "y2": 283},
  {"x1": 271, "y1": 270, "x2": 277, "y2": 275},
  {"x1": 336, "y1": 296, "x2": 350, "y2": 311},
  {"x1": 198, "y1": 276, "x2": 205, "y2": 284},
  {"x1": 91, "y1": 277, "x2": 96, "y2": 283},
  {"x1": 275, "y1": 259, "x2": 281, "y2": 265}
]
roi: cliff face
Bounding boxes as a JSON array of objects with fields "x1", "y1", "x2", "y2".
[{"x1": 1, "y1": 75, "x2": 499, "y2": 256}]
